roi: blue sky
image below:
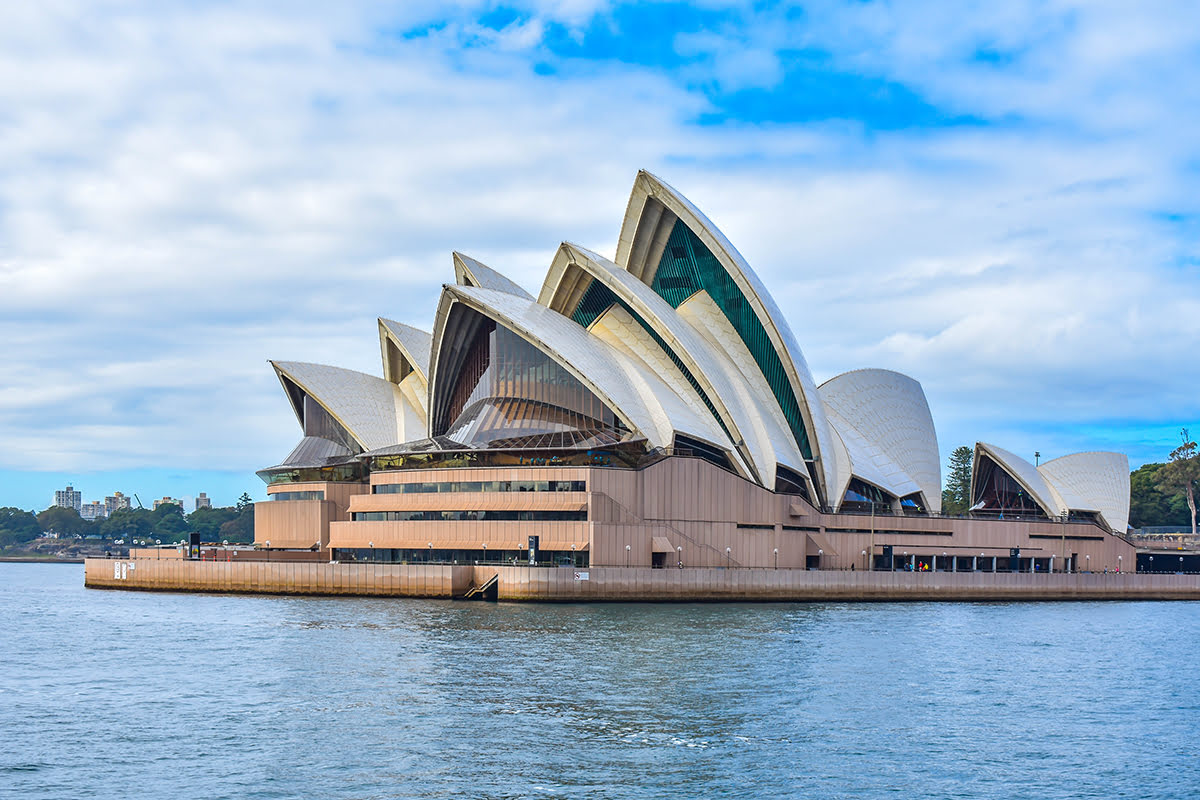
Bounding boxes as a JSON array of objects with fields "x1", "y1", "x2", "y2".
[{"x1": 2, "y1": 1, "x2": 1199, "y2": 511}]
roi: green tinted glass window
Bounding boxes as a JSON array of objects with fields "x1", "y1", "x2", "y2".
[{"x1": 650, "y1": 220, "x2": 812, "y2": 459}]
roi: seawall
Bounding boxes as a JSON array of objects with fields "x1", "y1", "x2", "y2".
[{"x1": 84, "y1": 558, "x2": 1200, "y2": 601}]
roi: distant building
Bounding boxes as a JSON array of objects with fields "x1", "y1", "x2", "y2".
[
  {"x1": 152, "y1": 497, "x2": 181, "y2": 510},
  {"x1": 80, "y1": 501, "x2": 107, "y2": 521},
  {"x1": 195, "y1": 493, "x2": 212, "y2": 511},
  {"x1": 54, "y1": 486, "x2": 81, "y2": 513},
  {"x1": 105, "y1": 492, "x2": 131, "y2": 515}
]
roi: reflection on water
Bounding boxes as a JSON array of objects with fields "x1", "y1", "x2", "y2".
[{"x1": 2, "y1": 563, "x2": 1199, "y2": 799}]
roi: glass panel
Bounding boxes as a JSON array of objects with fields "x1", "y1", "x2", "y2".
[
  {"x1": 435, "y1": 314, "x2": 630, "y2": 449},
  {"x1": 650, "y1": 219, "x2": 813, "y2": 459},
  {"x1": 271, "y1": 490, "x2": 326, "y2": 501}
]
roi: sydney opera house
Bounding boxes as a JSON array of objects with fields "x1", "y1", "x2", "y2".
[{"x1": 253, "y1": 171, "x2": 1135, "y2": 575}]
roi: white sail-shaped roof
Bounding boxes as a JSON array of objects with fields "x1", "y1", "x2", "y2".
[
  {"x1": 378, "y1": 318, "x2": 432, "y2": 383},
  {"x1": 819, "y1": 369, "x2": 941, "y2": 512},
  {"x1": 973, "y1": 443, "x2": 1058, "y2": 518},
  {"x1": 613, "y1": 170, "x2": 837, "y2": 503},
  {"x1": 430, "y1": 285, "x2": 743, "y2": 468},
  {"x1": 1038, "y1": 452, "x2": 1130, "y2": 533},
  {"x1": 270, "y1": 361, "x2": 419, "y2": 452},
  {"x1": 539, "y1": 242, "x2": 796, "y2": 487},
  {"x1": 452, "y1": 251, "x2": 532, "y2": 299}
]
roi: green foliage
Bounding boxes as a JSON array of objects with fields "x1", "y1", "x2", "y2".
[
  {"x1": 941, "y1": 445, "x2": 974, "y2": 515},
  {"x1": 99, "y1": 508, "x2": 153, "y2": 541},
  {"x1": 235, "y1": 493, "x2": 253, "y2": 513},
  {"x1": 0, "y1": 507, "x2": 41, "y2": 546},
  {"x1": 1129, "y1": 463, "x2": 1190, "y2": 528},
  {"x1": 36, "y1": 505, "x2": 92, "y2": 537},
  {"x1": 1156, "y1": 428, "x2": 1200, "y2": 535},
  {"x1": 188, "y1": 506, "x2": 239, "y2": 541},
  {"x1": 219, "y1": 502, "x2": 255, "y2": 543}
]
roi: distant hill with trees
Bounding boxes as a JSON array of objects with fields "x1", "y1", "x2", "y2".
[{"x1": 0, "y1": 493, "x2": 256, "y2": 554}]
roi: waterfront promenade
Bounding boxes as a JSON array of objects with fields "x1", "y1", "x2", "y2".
[{"x1": 85, "y1": 557, "x2": 1200, "y2": 601}]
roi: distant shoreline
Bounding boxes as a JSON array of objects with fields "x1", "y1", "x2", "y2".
[{"x1": 0, "y1": 556, "x2": 83, "y2": 564}]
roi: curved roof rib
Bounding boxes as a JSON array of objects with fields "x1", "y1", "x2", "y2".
[
  {"x1": 270, "y1": 361, "x2": 417, "y2": 452},
  {"x1": 378, "y1": 318, "x2": 432, "y2": 384},
  {"x1": 613, "y1": 170, "x2": 837, "y2": 503},
  {"x1": 452, "y1": 251, "x2": 532, "y2": 299},
  {"x1": 539, "y1": 242, "x2": 804, "y2": 486},
  {"x1": 972, "y1": 443, "x2": 1057, "y2": 518},
  {"x1": 818, "y1": 369, "x2": 942, "y2": 513},
  {"x1": 429, "y1": 285, "x2": 740, "y2": 463},
  {"x1": 1038, "y1": 452, "x2": 1130, "y2": 533}
]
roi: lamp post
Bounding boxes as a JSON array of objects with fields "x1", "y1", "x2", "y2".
[
  {"x1": 265, "y1": 540, "x2": 270, "y2": 562},
  {"x1": 902, "y1": 551, "x2": 908, "y2": 572},
  {"x1": 725, "y1": 546, "x2": 732, "y2": 567},
  {"x1": 942, "y1": 552, "x2": 948, "y2": 573},
  {"x1": 1118, "y1": 555, "x2": 1122, "y2": 573},
  {"x1": 1086, "y1": 554, "x2": 1090, "y2": 572},
  {"x1": 428, "y1": 542, "x2": 433, "y2": 563},
  {"x1": 677, "y1": 545, "x2": 683, "y2": 569},
  {"x1": 1061, "y1": 508, "x2": 1068, "y2": 571},
  {"x1": 862, "y1": 549, "x2": 867, "y2": 571},
  {"x1": 775, "y1": 548, "x2": 780, "y2": 570},
  {"x1": 625, "y1": 544, "x2": 630, "y2": 567},
  {"x1": 817, "y1": 549, "x2": 823, "y2": 570},
  {"x1": 869, "y1": 500, "x2": 876, "y2": 571},
  {"x1": 155, "y1": 538, "x2": 161, "y2": 560},
  {"x1": 482, "y1": 543, "x2": 487, "y2": 563}
]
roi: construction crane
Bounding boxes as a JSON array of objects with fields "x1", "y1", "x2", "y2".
[{"x1": 133, "y1": 493, "x2": 145, "y2": 509}]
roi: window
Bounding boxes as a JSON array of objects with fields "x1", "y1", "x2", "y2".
[
  {"x1": 271, "y1": 491, "x2": 325, "y2": 501},
  {"x1": 374, "y1": 480, "x2": 586, "y2": 494},
  {"x1": 352, "y1": 510, "x2": 587, "y2": 522}
]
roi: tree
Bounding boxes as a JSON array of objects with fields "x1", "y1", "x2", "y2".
[
  {"x1": 37, "y1": 506, "x2": 91, "y2": 538},
  {"x1": 0, "y1": 507, "x2": 41, "y2": 547},
  {"x1": 941, "y1": 445, "x2": 974, "y2": 515},
  {"x1": 1157, "y1": 428, "x2": 1200, "y2": 537},
  {"x1": 1129, "y1": 463, "x2": 1191, "y2": 528},
  {"x1": 235, "y1": 492, "x2": 254, "y2": 513},
  {"x1": 99, "y1": 508, "x2": 153, "y2": 542}
]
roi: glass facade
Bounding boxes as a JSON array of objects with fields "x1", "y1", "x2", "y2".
[
  {"x1": 569, "y1": 278, "x2": 735, "y2": 446},
  {"x1": 270, "y1": 490, "x2": 325, "y2": 501},
  {"x1": 375, "y1": 480, "x2": 585, "y2": 494},
  {"x1": 972, "y1": 455, "x2": 1048, "y2": 519},
  {"x1": 351, "y1": 510, "x2": 587, "y2": 522},
  {"x1": 434, "y1": 311, "x2": 630, "y2": 449},
  {"x1": 258, "y1": 463, "x2": 365, "y2": 485},
  {"x1": 368, "y1": 443, "x2": 653, "y2": 473},
  {"x1": 840, "y1": 477, "x2": 896, "y2": 513},
  {"x1": 332, "y1": 548, "x2": 588, "y2": 567},
  {"x1": 650, "y1": 219, "x2": 813, "y2": 460}
]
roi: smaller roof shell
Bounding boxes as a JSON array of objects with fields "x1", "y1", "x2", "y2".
[{"x1": 452, "y1": 252, "x2": 532, "y2": 299}]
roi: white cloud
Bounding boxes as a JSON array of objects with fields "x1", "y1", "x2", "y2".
[{"x1": 0, "y1": 0, "x2": 1197, "y2": 502}]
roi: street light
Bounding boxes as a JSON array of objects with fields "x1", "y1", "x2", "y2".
[
  {"x1": 1118, "y1": 555, "x2": 1122, "y2": 573},
  {"x1": 625, "y1": 543, "x2": 630, "y2": 567},
  {"x1": 725, "y1": 546, "x2": 732, "y2": 567},
  {"x1": 1086, "y1": 554, "x2": 1090, "y2": 572},
  {"x1": 265, "y1": 540, "x2": 270, "y2": 562},
  {"x1": 677, "y1": 545, "x2": 683, "y2": 569},
  {"x1": 862, "y1": 549, "x2": 867, "y2": 571},
  {"x1": 817, "y1": 549, "x2": 823, "y2": 570},
  {"x1": 775, "y1": 547, "x2": 780, "y2": 570}
]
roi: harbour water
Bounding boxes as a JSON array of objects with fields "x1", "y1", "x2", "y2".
[{"x1": 3, "y1": 562, "x2": 1199, "y2": 799}]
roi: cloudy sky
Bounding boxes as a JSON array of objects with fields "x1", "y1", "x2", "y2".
[{"x1": 2, "y1": 1, "x2": 1198, "y2": 510}]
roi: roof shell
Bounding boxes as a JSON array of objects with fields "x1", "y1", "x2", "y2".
[
  {"x1": 378, "y1": 318, "x2": 433, "y2": 383},
  {"x1": 452, "y1": 251, "x2": 532, "y2": 299},
  {"x1": 818, "y1": 369, "x2": 942, "y2": 512},
  {"x1": 270, "y1": 360, "x2": 416, "y2": 452},
  {"x1": 1038, "y1": 451, "x2": 1130, "y2": 533},
  {"x1": 429, "y1": 284, "x2": 732, "y2": 456},
  {"x1": 613, "y1": 170, "x2": 837, "y2": 502},
  {"x1": 539, "y1": 242, "x2": 800, "y2": 485}
]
